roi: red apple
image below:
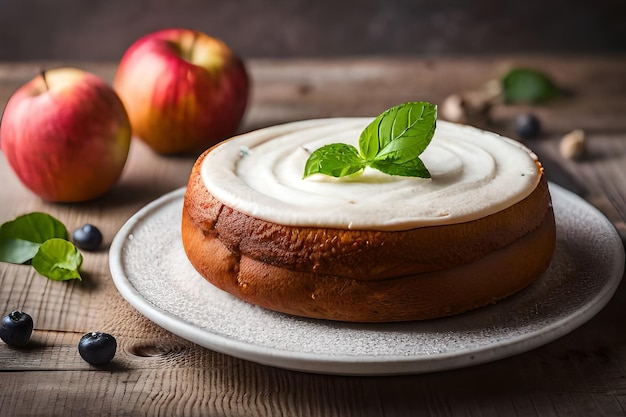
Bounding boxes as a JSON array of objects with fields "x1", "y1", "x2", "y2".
[
  {"x1": 113, "y1": 28, "x2": 249, "y2": 155},
  {"x1": 0, "y1": 68, "x2": 131, "y2": 202}
]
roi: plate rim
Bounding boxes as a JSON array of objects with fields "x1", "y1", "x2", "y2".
[{"x1": 109, "y1": 184, "x2": 625, "y2": 375}]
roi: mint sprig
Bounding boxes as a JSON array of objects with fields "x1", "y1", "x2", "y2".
[
  {"x1": 303, "y1": 102, "x2": 437, "y2": 179},
  {"x1": 31, "y1": 238, "x2": 83, "y2": 281},
  {"x1": 0, "y1": 212, "x2": 83, "y2": 281},
  {"x1": 502, "y1": 68, "x2": 561, "y2": 104}
]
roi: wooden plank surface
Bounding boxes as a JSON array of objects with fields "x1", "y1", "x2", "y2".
[{"x1": 0, "y1": 56, "x2": 625, "y2": 416}]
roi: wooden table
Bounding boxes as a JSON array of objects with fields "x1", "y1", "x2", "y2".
[{"x1": 1, "y1": 57, "x2": 625, "y2": 416}]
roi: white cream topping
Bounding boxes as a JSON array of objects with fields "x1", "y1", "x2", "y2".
[{"x1": 200, "y1": 119, "x2": 540, "y2": 231}]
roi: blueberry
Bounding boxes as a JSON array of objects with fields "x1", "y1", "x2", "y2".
[
  {"x1": 78, "y1": 332, "x2": 117, "y2": 365},
  {"x1": 0, "y1": 311, "x2": 34, "y2": 348},
  {"x1": 515, "y1": 113, "x2": 542, "y2": 139},
  {"x1": 72, "y1": 224, "x2": 103, "y2": 251}
]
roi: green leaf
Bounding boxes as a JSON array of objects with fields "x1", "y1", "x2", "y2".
[
  {"x1": 374, "y1": 134, "x2": 432, "y2": 164},
  {"x1": 359, "y1": 102, "x2": 437, "y2": 163},
  {"x1": 502, "y1": 68, "x2": 561, "y2": 103},
  {"x1": 31, "y1": 238, "x2": 82, "y2": 281},
  {"x1": 303, "y1": 143, "x2": 366, "y2": 178},
  {"x1": 371, "y1": 157, "x2": 431, "y2": 178},
  {"x1": 0, "y1": 238, "x2": 42, "y2": 264},
  {"x1": 0, "y1": 212, "x2": 83, "y2": 283},
  {"x1": 302, "y1": 102, "x2": 437, "y2": 179},
  {"x1": 0, "y1": 212, "x2": 69, "y2": 264}
]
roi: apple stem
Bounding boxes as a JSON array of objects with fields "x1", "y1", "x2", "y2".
[
  {"x1": 188, "y1": 33, "x2": 198, "y2": 61},
  {"x1": 39, "y1": 69, "x2": 49, "y2": 91}
]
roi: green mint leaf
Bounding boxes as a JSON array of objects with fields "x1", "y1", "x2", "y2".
[
  {"x1": 0, "y1": 212, "x2": 84, "y2": 282},
  {"x1": 359, "y1": 102, "x2": 437, "y2": 163},
  {"x1": 0, "y1": 238, "x2": 42, "y2": 264},
  {"x1": 302, "y1": 101, "x2": 437, "y2": 179},
  {"x1": 374, "y1": 134, "x2": 432, "y2": 164},
  {"x1": 502, "y1": 68, "x2": 561, "y2": 104},
  {"x1": 371, "y1": 157, "x2": 431, "y2": 178},
  {"x1": 303, "y1": 143, "x2": 365, "y2": 178},
  {"x1": 31, "y1": 238, "x2": 82, "y2": 281},
  {"x1": 0, "y1": 212, "x2": 69, "y2": 264}
]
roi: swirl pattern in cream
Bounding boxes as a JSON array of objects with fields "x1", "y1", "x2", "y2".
[{"x1": 201, "y1": 118, "x2": 540, "y2": 231}]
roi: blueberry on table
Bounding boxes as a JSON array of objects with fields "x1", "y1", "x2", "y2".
[
  {"x1": 78, "y1": 332, "x2": 117, "y2": 365},
  {"x1": 515, "y1": 113, "x2": 542, "y2": 139},
  {"x1": 72, "y1": 224, "x2": 103, "y2": 251},
  {"x1": 0, "y1": 310, "x2": 34, "y2": 348}
]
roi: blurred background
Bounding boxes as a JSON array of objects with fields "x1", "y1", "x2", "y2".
[{"x1": 1, "y1": 0, "x2": 624, "y2": 61}]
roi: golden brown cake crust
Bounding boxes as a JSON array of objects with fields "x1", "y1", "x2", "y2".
[{"x1": 182, "y1": 148, "x2": 557, "y2": 322}]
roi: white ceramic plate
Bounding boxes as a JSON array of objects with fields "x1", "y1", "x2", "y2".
[{"x1": 109, "y1": 184, "x2": 625, "y2": 375}]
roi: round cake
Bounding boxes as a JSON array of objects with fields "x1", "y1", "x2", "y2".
[{"x1": 182, "y1": 118, "x2": 556, "y2": 322}]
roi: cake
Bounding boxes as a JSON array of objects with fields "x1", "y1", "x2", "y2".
[{"x1": 181, "y1": 116, "x2": 556, "y2": 322}]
